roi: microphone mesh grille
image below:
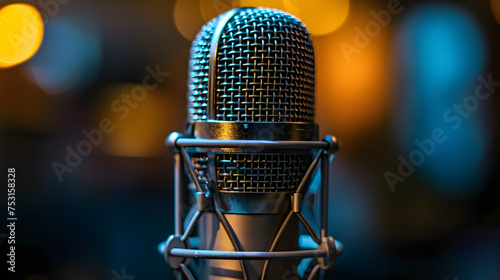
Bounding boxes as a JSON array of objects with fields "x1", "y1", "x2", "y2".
[
  {"x1": 216, "y1": 153, "x2": 312, "y2": 192},
  {"x1": 190, "y1": 152, "x2": 312, "y2": 192},
  {"x1": 188, "y1": 8, "x2": 315, "y2": 122},
  {"x1": 188, "y1": 17, "x2": 221, "y2": 121}
]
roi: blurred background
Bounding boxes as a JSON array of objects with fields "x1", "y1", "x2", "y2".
[{"x1": 0, "y1": 0, "x2": 499, "y2": 279}]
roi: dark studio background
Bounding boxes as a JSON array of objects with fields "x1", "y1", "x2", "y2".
[{"x1": 0, "y1": 0, "x2": 499, "y2": 279}]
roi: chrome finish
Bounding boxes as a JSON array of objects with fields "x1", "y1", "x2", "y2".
[
  {"x1": 181, "y1": 210, "x2": 202, "y2": 242},
  {"x1": 188, "y1": 7, "x2": 315, "y2": 122},
  {"x1": 296, "y1": 150, "x2": 323, "y2": 194},
  {"x1": 176, "y1": 138, "x2": 328, "y2": 149},
  {"x1": 213, "y1": 207, "x2": 249, "y2": 280},
  {"x1": 174, "y1": 153, "x2": 183, "y2": 235},
  {"x1": 259, "y1": 210, "x2": 294, "y2": 280},
  {"x1": 297, "y1": 212, "x2": 320, "y2": 244},
  {"x1": 164, "y1": 6, "x2": 343, "y2": 279},
  {"x1": 170, "y1": 248, "x2": 327, "y2": 260},
  {"x1": 191, "y1": 122, "x2": 318, "y2": 141},
  {"x1": 180, "y1": 263, "x2": 196, "y2": 280},
  {"x1": 321, "y1": 151, "x2": 329, "y2": 239},
  {"x1": 208, "y1": 8, "x2": 242, "y2": 119},
  {"x1": 198, "y1": 211, "x2": 299, "y2": 280},
  {"x1": 214, "y1": 192, "x2": 292, "y2": 214},
  {"x1": 162, "y1": 134, "x2": 342, "y2": 280},
  {"x1": 180, "y1": 137, "x2": 321, "y2": 193}
]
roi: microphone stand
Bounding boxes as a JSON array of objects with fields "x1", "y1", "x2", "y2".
[{"x1": 158, "y1": 133, "x2": 344, "y2": 280}]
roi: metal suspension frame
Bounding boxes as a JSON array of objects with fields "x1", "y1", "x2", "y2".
[{"x1": 159, "y1": 132, "x2": 343, "y2": 280}]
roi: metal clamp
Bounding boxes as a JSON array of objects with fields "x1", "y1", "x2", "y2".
[
  {"x1": 317, "y1": 236, "x2": 338, "y2": 270},
  {"x1": 164, "y1": 235, "x2": 190, "y2": 269},
  {"x1": 161, "y1": 133, "x2": 343, "y2": 280}
]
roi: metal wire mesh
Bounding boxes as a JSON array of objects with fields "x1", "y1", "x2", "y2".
[
  {"x1": 188, "y1": 8, "x2": 315, "y2": 122},
  {"x1": 188, "y1": 16, "x2": 221, "y2": 121},
  {"x1": 190, "y1": 152, "x2": 312, "y2": 192},
  {"x1": 190, "y1": 152, "x2": 209, "y2": 189}
]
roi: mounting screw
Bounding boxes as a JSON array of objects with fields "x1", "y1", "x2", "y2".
[
  {"x1": 317, "y1": 236, "x2": 338, "y2": 269},
  {"x1": 166, "y1": 132, "x2": 183, "y2": 153},
  {"x1": 322, "y1": 135, "x2": 340, "y2": 155},
  {"x1": 292, "y1": 193, "x2": 302, "y2": 213},
  {"x1": 164, "y1": 234, "x2": 190, "y2": 269},
  {"x1": 197, "y1": 192, "x2": 211, "y2": 212}
]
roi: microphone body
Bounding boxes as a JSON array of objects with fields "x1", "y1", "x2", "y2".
[{"x1": 160, "y1": 7, "x2": 342, "y2": 280}]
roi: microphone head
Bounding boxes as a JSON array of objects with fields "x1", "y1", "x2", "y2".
[
  {"x1": 188, "y1": 7, "x2": 315, "y2": 123},
  {"x1": 163, "y1": 9, "x2": 341, "y2": 279},
  {"x1": 185, "y1": 8, "x2": 317, "y2": 194}
]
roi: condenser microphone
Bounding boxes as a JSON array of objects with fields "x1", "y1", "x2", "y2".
[{"x1": 159, "y1": 7, "x2": 343, "y2": 280}]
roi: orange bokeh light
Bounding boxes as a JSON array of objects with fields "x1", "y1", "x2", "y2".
[
  {"x1": 200, "y1": 0, "x2": 238, "y2": 22},
  {"x1": 93, "y1": 84, "x2": 184, "y2": 158},
  {"x1": 238, "y1": 0, "x2": 286, "y2": 11},
  {"x1": 174, "y1": 0, "x2": 205, "y2": 40},
  {"x1": 314, "y1": 2, "x2": 393, "y2": 142},
  {"x1": 284, "y1": 0, "x2": 349, "y2": 35},
  {"x1": 491, "y1": 0, "x2": 500, "y2": 25},
  {"x1": 0, "y1": 4, "x2": 44, "y2": 68}
]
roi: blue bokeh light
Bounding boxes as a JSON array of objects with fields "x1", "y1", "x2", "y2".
[
  {"x1": 393, "y1": 3, "x2": 490, "y2": 197},
  {"x1": 26, "y1": 15, "x2": 102, "y2": 95}
]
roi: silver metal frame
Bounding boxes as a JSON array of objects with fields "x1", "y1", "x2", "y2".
[{"x1": 160, "y1": 133, "x2": 343, "y2": 280}]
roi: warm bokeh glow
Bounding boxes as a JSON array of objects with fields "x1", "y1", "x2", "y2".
[
  {"x1": 315, "y1": 2, "x2": 391, "y2": 142},
  {"x1": 201, "y1": 0, "x2": 350, "y2": 38},
  {"x1": 284, "y1": 0, "x2": 349, "y2": 35},
  {"x1": 200, "y1": 0, "x2": 237, "y2": 22},
  {"x1": 239, "y1": 0, "x2": 286, "y2": 11},
  {"x1": 0, "y1": 4, "x2": 44, "y2": 68},
  {"x1": 0, "y1": 67, "x2": 57, "y2": 131},
  {"x1": 492, "y1": 0, "x2": 500, "y2": 25},
  {"x1": 174, "y1": 0, "x2": 205, "y2": 40},
  {"x1": 0, "y1": 1, "x2": 497, "y2": 279},
  {"x1": 94, "y1": 84, "x2": 183, "y2": 158}
]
